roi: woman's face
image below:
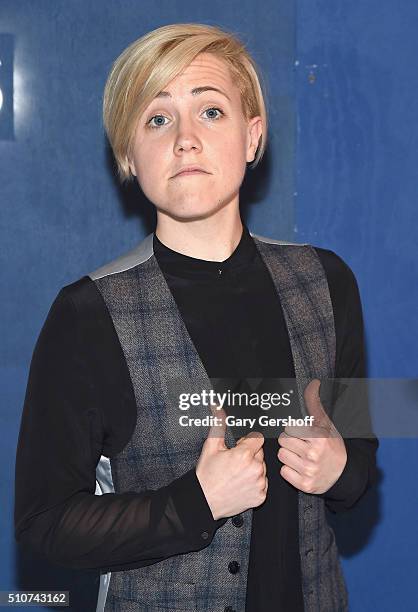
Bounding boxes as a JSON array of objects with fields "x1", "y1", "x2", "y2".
[{"x1": 127, "y1": 52, "x2": 262, "y2": 221}]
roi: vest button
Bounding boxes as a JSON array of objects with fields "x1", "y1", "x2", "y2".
[
  {"x1": 201, "y1": 531, "x2": 209, "y2": 540},
  {"x1": 228, "y1": 560, "x2": 240, "y2": 574},
  {"x1": 232, "y1": 514, "x2": 244, "y2": 528}
]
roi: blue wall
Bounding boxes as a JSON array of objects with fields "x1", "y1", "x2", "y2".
[
  {"x1": 295, "y1": 2, "x2": 418, "y2": 610},
  {"x1": 1, "y1": 1, "x2": 416, "y2": 610}
]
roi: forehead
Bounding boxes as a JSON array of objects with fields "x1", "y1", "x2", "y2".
[{"x1": 162, "y1": 52, "x2": 235, "y2": 93}]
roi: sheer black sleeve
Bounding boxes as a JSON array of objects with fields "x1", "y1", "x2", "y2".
[
  {"x1": 14, "y1": 286, "x2": 226, "y2": 572},
  {"x1": 314, "y1": 249, "x2": 379, "y2": 513}
]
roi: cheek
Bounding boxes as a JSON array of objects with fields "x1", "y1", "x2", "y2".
[
  {"x1": 220, "y1": 141, "x2": 248, "y2": 184},
  {"x1": 130, "y1": 133, "x2": 163, "y2": 176},
  {"x1": 133, "y1": 148, "x2": 164, "y2": 191},
  {"x1": 221, "y1": 130, "x2": 248, "y2": 168}
]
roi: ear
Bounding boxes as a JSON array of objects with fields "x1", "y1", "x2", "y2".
[
  {"x1": 246, "y1": 116, "x2": 263, "y2": 163},
  {"x1": 126, "y1": 155, "x2": 137, "y2": 178}
]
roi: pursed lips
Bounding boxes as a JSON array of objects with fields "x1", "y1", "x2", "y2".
[{"x1": 173, "y1": 169, "x2": 209, "y2": 177}]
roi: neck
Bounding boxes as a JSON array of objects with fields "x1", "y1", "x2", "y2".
[{"x1": 154, "y1": 206, "x2": 245, "y2": 262}]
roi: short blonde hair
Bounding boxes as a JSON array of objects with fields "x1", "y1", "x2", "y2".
[{"x1": 103, "y1": 22, "x2": 269, "y2": 183}]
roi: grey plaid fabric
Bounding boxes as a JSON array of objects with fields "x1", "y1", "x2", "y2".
[{"x1": 92, "y1": 232, "x2": 348, "y2": 612}]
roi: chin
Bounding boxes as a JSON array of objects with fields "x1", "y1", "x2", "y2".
[{"x1": 160, "y1": 200, "x2": 226, "y2": 222}]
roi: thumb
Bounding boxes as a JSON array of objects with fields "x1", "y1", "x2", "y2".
[
  {"x1": 304, "y1": 379, "x2": 334, "y2": 433},
  {"x1": 235, "y1": 430, "x2": 265, "y2": 454},
  {"x1": 203, "y1": 403, "x2": 228, "y2": 452}
]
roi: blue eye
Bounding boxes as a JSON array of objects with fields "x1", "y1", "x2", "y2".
[
  {"x1": 202, "y1": 107, "x2": 224, "y2": 120},
  {"x1": 147, "y1": 115, "x2": 168, "y2": 129},
  {"x1": 146, "y1": 107, "x2": 225, "y2": 130}
]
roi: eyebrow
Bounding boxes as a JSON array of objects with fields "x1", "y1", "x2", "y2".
[{"x1": 155, "y1": 85, "x2": 231, "y2": 102}]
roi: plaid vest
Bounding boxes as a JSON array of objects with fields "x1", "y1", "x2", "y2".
[{"x1": 90, "y1": 231, "x2": 348, "y2": 612}]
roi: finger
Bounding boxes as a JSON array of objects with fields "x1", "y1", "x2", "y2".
[
  {"x1": 205, "y1": 404, "x2": 228, "y2": 448},
  {"x1": 304, "y1": 379, "x2": 333, "y2": 430},
  {"x1": 280, "y1": 464, "x2": 305, "y2": 490},
  {"x1": 236, "y1": 430, "x2": 264, "y2": 444},
  {"x1": 277, "y1": 446, "x2": 304, "y2": 474},
  {"x1": 236, "y1": 431, "x2": 265, "y2": 454},
  {"x1": 287, "y1": 424, "x2": 335, "y2": 441},
  {"x1": 253, "y1": 447, "x2": 264, "y2": 463},
  {"x1": 278, "y1": 431, "x2": 309, "y2": 457},
  {"x1": 263, "y1": 475, "x2": 268, "y2": 494}
]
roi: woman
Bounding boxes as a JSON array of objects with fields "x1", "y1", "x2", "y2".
[{"x1": 15, "y1": 22, "x2": 378, "y2": 612}]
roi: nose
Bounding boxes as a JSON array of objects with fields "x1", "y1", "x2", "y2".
[{"x1": 174, "y1": 118, "x2": 202, "y2": 154}]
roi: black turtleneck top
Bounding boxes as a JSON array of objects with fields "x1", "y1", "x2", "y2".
[
  {"x1": 153, "y1": 222, "x2": 377, "y2": 612},
  {"x1": 14, "y1": 222, "x2": 378, "y2": 612}
]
